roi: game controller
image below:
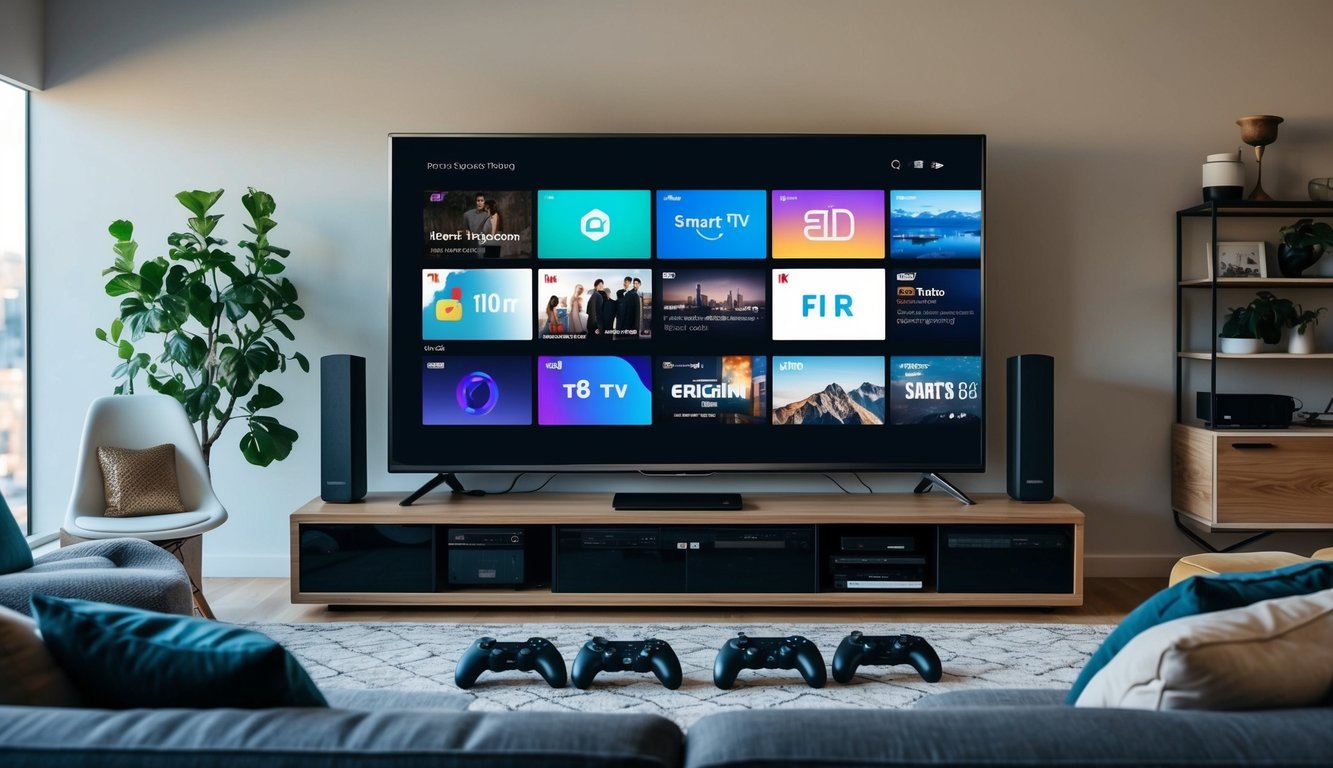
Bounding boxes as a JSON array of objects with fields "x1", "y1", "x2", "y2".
[
  {"x1": 831, "y1": 631, "x2": 942, "y2": 683},
  {"x1": 713, "y1": 633, "x2": 827, "y2": 689},
  {"x1": 571, "y1": 637, "x2": 683, "y2": 689},
  {"x1": 455, "y1": 636, "x2": 568, "y2": 689}
]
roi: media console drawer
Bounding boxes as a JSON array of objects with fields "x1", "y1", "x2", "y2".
[
  {"x1": 1173, "y1": 424, "x2": 1333, "y2": 529},
  {"x1": 553, "y1": 526, "x2": 817, "y2": 593}
]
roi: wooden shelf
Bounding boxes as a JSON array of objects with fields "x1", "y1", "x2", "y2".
[
  {"x1": 1179, "y1": 352, "x2": 1333, "y2": 360},
  {"x1": 291, "y1": 493, "x2": 1084, "y2": 609},
  {"x1": 288, "y1": 587, "x2": 1084, "y2": 608},
  {"x1": 1179, "y1": 278, "x2": 1333, "y2": 288}
]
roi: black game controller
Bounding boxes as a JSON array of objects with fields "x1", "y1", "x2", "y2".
[
  {"x1": 831, "y1": 631, "x2": 942, "y2": 683},
  {"x1": 713, "y1": 633, "x2": 827, "y2": 689},
  {"x1": 455, "y1": 636, "x2": 568, "y2": 689},
  {"x1": 571, "y1": 637, "x2": 683, "y2": 689}
]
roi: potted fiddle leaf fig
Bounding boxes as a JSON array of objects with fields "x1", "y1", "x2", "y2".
[
  {"x1": 1288, "y1": 305, "x2": 1326, "y2": 355},
  {"x1": 1277, "y1": 218, "x2": 1333, "y2": 277},
  {"x1": 1219, "y1": 290, "x2": 1296, "y2": 354},
  {"x1": 94, "y1": 188, "x2": 309, "y2": 467}
]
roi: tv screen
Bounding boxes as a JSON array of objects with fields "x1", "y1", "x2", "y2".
[{"x1": 389, "y1": 135, "x2": 985, "y2": 473}]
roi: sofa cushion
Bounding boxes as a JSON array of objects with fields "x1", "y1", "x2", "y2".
[
  {"x1": 913, "y1": 688, "x2": 1066, "y2": 709},
  {"x1": 31, "y1": 595, "x2": 327, "y2": 709},
  {"x1": 322, "y1": 687, "x2": 472, "y2": 712},
  {"x1": 684, "y1": 707, "x2": 1333, "y2": 767},
  {"x1": 1076, "y1": 588, "x2": 1333, "y2": 710},
  {"x1": 0, "y1": 491, "x2": 33, "y2": 575},
  {"x1": 1066, "y1": 560, "x2": 1333, "y2": 703},
  {"x1": 0, "y1": 605, "x2": 83, "y2": 707},
  {"x1": 0, "y1": 707, "x2": 683, "y2": 768}
]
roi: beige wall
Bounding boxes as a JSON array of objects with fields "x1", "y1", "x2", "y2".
[
  {"x1": 0, "y1": 0, "x2": 44, "y2": 88},
  {"x1": 32, "y1": 0, "x2": 1333, "y2": 575}
]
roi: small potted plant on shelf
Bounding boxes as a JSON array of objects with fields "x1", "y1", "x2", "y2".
[
  {"x1": 1288, "y1": 305, "x2": 1326, "y2": 354},
  {"x1": 1277, "y1": 218, "x2": 1333, "y2": 277},
  {"x1": 1220, "y1": 290, "x2": 1296, "y2": 354}
]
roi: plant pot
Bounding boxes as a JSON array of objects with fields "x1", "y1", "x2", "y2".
[
  {"x1": 1277, "y1": 242, "x2": 1323, "y2": 277},
  {"x1": 1219, "y1": 337, "x2": 1263, "y2": 354},
  {"x1": 1289, "y1": 330, "x2": 1316, "y2": 355}
]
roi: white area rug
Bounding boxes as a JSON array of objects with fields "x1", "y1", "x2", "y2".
[{"x1": 257, "y1": 622, "x2": 1110, "y2": 725}]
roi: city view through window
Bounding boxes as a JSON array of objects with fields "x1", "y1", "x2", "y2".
[{"x1": 0, "y1": 82, "x2": 28, "y2": 533}]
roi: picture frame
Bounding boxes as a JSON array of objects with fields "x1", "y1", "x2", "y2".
[{"x1": 1206, "y1": 241, "x2": 1268, "y2": 279}]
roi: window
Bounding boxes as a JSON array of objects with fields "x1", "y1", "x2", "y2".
[{"x1": 0, "y1": 82, "x2": 28, "y2": 534}]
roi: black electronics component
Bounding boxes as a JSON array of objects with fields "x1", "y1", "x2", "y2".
[
  {"x1": 1007, "y1": 354, "x2": 1055, "y2": 502},
  {"x1": 447, "y1": 527, "x2": 525, "y2": 586},
  {"x1": 320, "y1": 354, "x2": 367, "y2": 503},
  {"x1": 936, "y1": 525, "x2": 1073, "y2": 594},
  {"x1": 840, "y1": 535, "x2": 916, "y2": 552},
  {"x1": 1196, "y1": 392, "x2": 1297, "y2": 428}
]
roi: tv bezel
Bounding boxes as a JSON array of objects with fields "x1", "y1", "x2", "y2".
[{"x1": 387, "y1": 132, "x2": 986, "y2": 475}]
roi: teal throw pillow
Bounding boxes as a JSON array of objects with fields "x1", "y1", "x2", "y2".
[
  {"x1": 1067, "y1": 560, "x2": 1333, "y2": 703},
  {"x1": 0, "y1": 489, "x2": 34, "y2": 575},
  {"x1": 31, "y1": 595, "x2": 327, "y2": 709}
]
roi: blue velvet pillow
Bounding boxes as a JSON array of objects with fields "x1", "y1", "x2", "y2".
[
  {"x1": 1067, "y1": 560, "x2": 1333, "y2": 703},
  {"x1": 0, "y1": 490, "x2": 33, "y2": 575},
  {"x1": 31, "y1": 595, "x2": 327, "y2": 709}
]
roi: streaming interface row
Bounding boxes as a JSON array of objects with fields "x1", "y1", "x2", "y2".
[
  {"x1": 421, "y1": 267, "x2": 980, "y2": 344},
  {"x1": 422, "y1": 189, "x2": 981, "y2": 260},
  {"x1": 424, "y1": 355, "x2": 980, "y2": 427}
]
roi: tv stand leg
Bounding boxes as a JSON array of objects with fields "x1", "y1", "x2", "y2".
[
  {"x1": 913, "y1": 472, "x2": 976, "y2": 505},
  {"x1": 400, "y1": 473, "x2": 466, "y2": 506}
]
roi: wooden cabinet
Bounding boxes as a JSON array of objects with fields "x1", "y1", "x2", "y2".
[{"x1": 1172, "y1": 424, "x2": 1333, "y2": 530}]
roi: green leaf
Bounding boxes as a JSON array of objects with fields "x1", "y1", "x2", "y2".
[
  {"x1": 226, "y1": 283, "x2": 262, "y2": 305},
  {"x1": 241, "y1": 188, "x2": 275, "y2": 221},
  {"x1": 176, "y1": 189, "x2": 224, "y2": 217},
  {"x1": 112, "y1": 239, "x2": 138, "y2": 272},
  {"x1": 105, "y1": 274, "x2": 142, "y2": 297},
  {"x1": 110, "y1": 317, "x2": 124, "y2": 343},
  {"x1": 277, "y1": 278, "x2": 297, "y2": 302},
  {"x1": 111, "y1": 362, "x2": 129, "y2": 379},
  {"x1": 284, "y1": 303, "x2": 305, "y2": 321},
  {"x1": 238, "y1": 432, "x2": 273, "y2": 467},
  {"x1": 164, "y1": 264, "x2": 189, "y2": 294},
  {"x1": 271, "y1": 317, "x2": 294, "y2": 340},
  {"x1": 188, "y1": 214, "x2": 223, "y2": 238},
  {"x1": 94, "y1": 328, "x2": 108, "y2": 342},
  {"x1": 246, "y1": 383, "x2": 283, "y2": 411},
  {"x1": 223, "y1": 299, "x2": 247, "y2": 323},
  {"x1": 293, "y1": 352, "x2": 310, "y2": 373},
  {"x1": 160, "y1": 294, "x2": 190, "y2": 326},
  {"x1": 117, "y1": 340, "x2": 133, "y2": 360},
  {"x1": 265, "y1": 245, "x2": 291, "y2": 258},
  {"x1": 217, "y1": 262, "x2": 246, "y2": 282},
  {"x1": 108, "y1": 219, "x2": 134, "y2": 241},
  {"x1": 183, "y1": 384, "x2": 221, "y2": 423},
  {"x1": 138, "y1": 259, "x2": 166, "y2": 296},
  {"x1": 260, "y1": 259, "x2": 286, "y2": 275},
  {"x1": 163, "y1": 332, "x2": 193, "y2": 366}
]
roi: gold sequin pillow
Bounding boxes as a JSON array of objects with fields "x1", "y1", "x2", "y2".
[{"x1": 96, "y1": 444, "x2": 187, "y2": 517}]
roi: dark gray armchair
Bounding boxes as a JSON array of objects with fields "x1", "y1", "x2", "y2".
[{"x1": 0, "y1": 538, "x2": 193, "y2": 616}]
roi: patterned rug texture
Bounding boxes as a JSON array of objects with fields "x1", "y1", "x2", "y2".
[{"x1": 255, "y1": 621, "x2": 1110, "y2": 726}]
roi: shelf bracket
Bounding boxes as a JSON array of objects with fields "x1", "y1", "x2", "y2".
[{"x1": 1172, "y1": 510, "x2": 1276, "y2": 554}]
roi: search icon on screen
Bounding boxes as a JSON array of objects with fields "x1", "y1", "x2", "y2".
[{"x1": 890, "y1": 159, "x2": 902, "y2": 170}]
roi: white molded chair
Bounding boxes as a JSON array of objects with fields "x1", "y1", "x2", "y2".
[{"x1": 63, "y1": 394, "x2": 228, "y2": 617}]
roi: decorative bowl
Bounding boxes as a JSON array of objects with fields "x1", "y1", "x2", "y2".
[{"x1": 1309, "y1": 178, "x2": 1333, "y2": 201}]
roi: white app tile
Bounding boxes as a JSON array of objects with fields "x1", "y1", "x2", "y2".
[{"x1": 771, "y1": 268, "x2": 885, "y2": 340}]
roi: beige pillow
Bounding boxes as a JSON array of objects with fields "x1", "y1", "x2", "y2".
[
  {"x1": 0, "y1": 605, "x2": 84, "y2": 706},
  {"x1": 1076, "y1": 588, "x2": 1333, "y2": 710},
  {"x1": 96, "y1": 443, "x2": 186, "y2": 517}
]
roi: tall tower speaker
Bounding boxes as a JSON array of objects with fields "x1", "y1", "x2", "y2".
[
  {"x1": 1007, "y1": 354, "x2": 1054, "y2": 502},
  {"x1": 321, "y1": 354, "x2": 366, "y2": 503}
]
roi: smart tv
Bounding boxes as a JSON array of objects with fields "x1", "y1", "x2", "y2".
[{"x1": 390, "y1": 135, "x2": 985, "y2": 481}]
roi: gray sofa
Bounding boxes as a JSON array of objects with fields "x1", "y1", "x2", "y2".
[{"x1": 1, "y1": 688, "x2": 1330, "y2": 767}]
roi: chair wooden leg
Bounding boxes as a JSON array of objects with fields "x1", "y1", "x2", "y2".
[{"x1": 159, "y1": 536, "x2": 215, "y2": 620}]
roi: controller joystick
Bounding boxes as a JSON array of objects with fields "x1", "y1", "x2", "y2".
[
  {"x1": 831, "y1": 631, "x2": 942, "y2": 684},
  {"x1": 455, "y1": 636, "x2": 567, "y2": 689},
  {"x1": 570, "y1": 637, "x2": 683, "y2": 689},
  {"x1": 713, "y1": 633, "x2": 827, "y2": 689}
]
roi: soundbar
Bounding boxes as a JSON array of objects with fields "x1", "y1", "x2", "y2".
[{"x1": 612, "y1": 493, "x2": 743, "y2": 511}]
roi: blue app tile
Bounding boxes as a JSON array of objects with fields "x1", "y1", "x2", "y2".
[{"x1": 656, "y1": 190, "x2": 767, "y2": 259}]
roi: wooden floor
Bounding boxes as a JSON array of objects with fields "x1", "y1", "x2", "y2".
[{"x1": 206, "y1": 577, "x2": 1164, "y2": 625}]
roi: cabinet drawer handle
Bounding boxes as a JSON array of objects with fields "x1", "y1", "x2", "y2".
[{"x1": 1230, "y1": 442, "x2": 1276, "y2": 450}]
